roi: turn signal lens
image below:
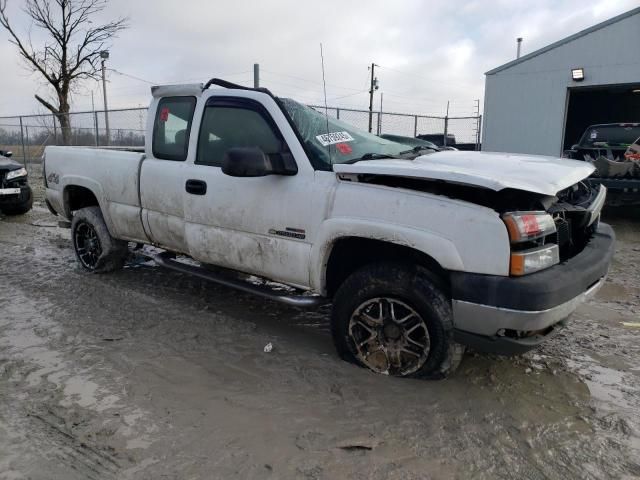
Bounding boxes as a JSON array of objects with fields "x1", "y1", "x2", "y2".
[
  {"x1": 503, "y1": 212, "x2": 556, "y2": 243},
  {"x1": 510, "y1": 245, "x2": 560, "y2": 276}
]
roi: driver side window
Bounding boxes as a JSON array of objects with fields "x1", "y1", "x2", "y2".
[{"x1": 196, "y1": 99, "x2": 287, "y2": 167}]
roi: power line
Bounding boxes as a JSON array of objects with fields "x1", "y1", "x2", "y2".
[
  {"x1": 259, "y1": 75, "x2": 322, "y2": 92},
  {"x1": 329, "y1": 90, "x2": 369, "y2": 101},
  {"x1": 108, "y1": 68, "x2": 156, "y2": 84},
  {"x1": 259, "y1": 74, "x2": 368, "y2": 103},
  {"x1": 376, "y1": 64, "x2": 475, "y2": 90},
  {"x1": 261, "y1": 68, "x2": 364, "y2": 92},
  {"x1": 166, "y1": 71, "x2": 251, "y2": 84},
  {"x1": 108, "y1": 68, "x2": 251, "y2": 86}
]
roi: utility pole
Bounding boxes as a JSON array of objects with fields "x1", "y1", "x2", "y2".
[
  {"x1": 91, "y1": 90, "x2": 97, "y2": 146},
  {"x1": 377, "y1": 92, "x2": 384, "y2": 135},
  {"x1": 253, "y1": 63, "x2": 260, "y2": 88},
  {"x1": 516, "y1": 37, "x2": 523, "y2": 59},
  {"x1": 100, "y1": 50, "x2": 110, "y2": 145},
  {"x1": 473, "y1": 99, "x2": 481, "y2": 150},
  {"x1": 368, "y1": 63, "x2": 378, "y2": 133},
  {"x1": 443, "y1": 100, "x2": 450, "y2": 147}
]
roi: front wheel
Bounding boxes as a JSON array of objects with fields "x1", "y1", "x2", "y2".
[
  {"x1": 71, "y1": 206, "x2": 128, "y2": 273},
  {"x1": 331, "y1": 262, "x2": 464, "y2": 379}
]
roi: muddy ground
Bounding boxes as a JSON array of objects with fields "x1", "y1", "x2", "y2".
[{"x1": 0, "y1": 170, "x2": 639, "y2": 479}]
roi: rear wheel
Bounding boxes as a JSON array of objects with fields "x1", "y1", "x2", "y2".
[
  {"x1": 331, "y1": 262, "x2": 464, "y2": 379},
  {"x1": 71, "y1": 206, "x2": 128, "y2": 273}
]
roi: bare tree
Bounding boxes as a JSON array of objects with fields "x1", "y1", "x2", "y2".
[{"x1": 0, "y1": 0, "x2": 127, "y2": 144}]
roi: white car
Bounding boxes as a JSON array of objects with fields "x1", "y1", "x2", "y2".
[{"x1": 43, "y1": 79, "x2": 614, "y2": 379}]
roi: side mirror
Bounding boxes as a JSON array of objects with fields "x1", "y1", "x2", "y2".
[
  {"x1": 221, "y1": 147, "x2": 274, "y2": 177},
  {"x1": 221, "y1": 147, "x2": 297, "y2": 177},
  {"x1": 1, "y1": 150, "x2": 11, "y2": 158}
]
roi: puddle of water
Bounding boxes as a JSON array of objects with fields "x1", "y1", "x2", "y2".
[
  {"x1": 126, "y1": 437, "x2": 154, "y2": 450},
  {"x1": 0, "y1": 285, "x2": 157, "y2": 452},
  {"x1": 566, "y1": 354, "x2": 634, "y2": 410}
]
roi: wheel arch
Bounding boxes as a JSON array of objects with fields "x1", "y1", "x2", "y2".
[
  {"x1": 311, "y1": 219, "x2": 464, "y2": 297},
  {"x1": 61, "y1": 177, "x2": 117, "y2": 237},
  {"x1": 61, "y1": 177, "x2": 106, "y2": 216},
  {"x1": 324, "y1": 237, "x2": 451, "y2": 298}
]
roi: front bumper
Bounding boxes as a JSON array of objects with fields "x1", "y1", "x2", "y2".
[
  {"x1": 0, "y1": 185, "x2": 31, "y2": 206},
  {"x1": 450, "y1": 223, "x2": 615, "y2": 355}
]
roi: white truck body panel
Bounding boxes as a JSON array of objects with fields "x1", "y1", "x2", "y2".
[
  {"x1": 176, "y1": 90, "x2": 322, "y2": 287},
  {"x1": 333, "y1": 151, "x2": 596, "y2": 196},
  {"x1": 140, "y1": 159, "x2": 191, "y2": 252},
  {"x1": 45, "y1": 146, "x2": 148, "y2": 243}
]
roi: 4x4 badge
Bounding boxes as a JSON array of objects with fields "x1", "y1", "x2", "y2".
[{"x1": 47, "y1": 172, "x2": 60, "y2": 184}]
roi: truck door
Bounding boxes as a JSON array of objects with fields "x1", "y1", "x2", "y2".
[
  {"x1": 140, "y1": 96, "x2": 197, "y2": 253},
  {"x1": 183, "y1": 94, "x2": 315, "y2": 289}
]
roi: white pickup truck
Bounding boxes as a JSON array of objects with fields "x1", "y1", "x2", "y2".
[{"x1": 44, "y1": 79, "x2": 615, "y2": 379}]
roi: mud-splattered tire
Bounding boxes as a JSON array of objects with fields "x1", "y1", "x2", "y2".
[
  {"x1": 331, "y1": 262, "x2": 464, "y2": 379},
  {"x1": 71, "y1": 206, "x2": 128, "y2": 273},
  {"x1": 1, "y1": 189, "x2": 33, "y2": 215}
]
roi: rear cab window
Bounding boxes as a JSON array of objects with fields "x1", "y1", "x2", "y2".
[{"x1": 152, "y1": 96, "x2": 197, "y2": 161}]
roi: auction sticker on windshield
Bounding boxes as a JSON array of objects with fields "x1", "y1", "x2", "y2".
[{"x1": 316, "y1": 131, "x2": 354, "y2": 147}]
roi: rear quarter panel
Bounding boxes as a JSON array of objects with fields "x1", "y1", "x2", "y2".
[{"x1": 45, "y1": 146, "x2": 148, "y2": 242}]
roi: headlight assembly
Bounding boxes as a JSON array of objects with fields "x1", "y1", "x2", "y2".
[{"x1": 6, "y1": 167, "x2": 27, "y2": 181}]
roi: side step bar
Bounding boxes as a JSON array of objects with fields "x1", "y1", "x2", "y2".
[{"x1": 148, "y1": 252, "x2": 328, "y2": 308}]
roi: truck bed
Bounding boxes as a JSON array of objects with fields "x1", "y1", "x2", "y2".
[{"x1": 44, "y1": 146, "x2": 148, "y2": 242}]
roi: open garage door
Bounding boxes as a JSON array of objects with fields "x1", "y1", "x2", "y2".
[{"x1": 563, "y1": 83, "x2": 640, "y2": 151}]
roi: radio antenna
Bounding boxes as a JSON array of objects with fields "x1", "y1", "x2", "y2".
[{"x1": 320, "y1": 43, "x2": 332, "y2": 162}]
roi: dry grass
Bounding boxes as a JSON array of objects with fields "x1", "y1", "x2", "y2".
[{"x1": 1, "y1": 144, "x2": 46, "y2": 164}]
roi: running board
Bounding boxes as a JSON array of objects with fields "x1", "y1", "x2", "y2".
[{"x1": 147, "y1": 252, "x2": 327, "y2": 308}]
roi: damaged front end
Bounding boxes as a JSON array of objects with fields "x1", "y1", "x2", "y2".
[
  {"x1": 500, "y1": 181, "x2": 606, "y2": 276},
  {"x1": 546, "y1": 181, "x2": 606, "y2": 260},
  {"x1": 346, "y1": 172, "x2": 606, "y2": 266},
  {"x1": 338, "y1": 171, "x2": 614, "y2": 355},
  {"x1": 449, "y1": 179, "x2": 612, "y2": 355}
]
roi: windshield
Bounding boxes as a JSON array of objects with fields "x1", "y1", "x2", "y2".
[
  {"x1": 278, "y1": 98, "x2": 408, "y2": 167},
  {"x1": 579, "y1": 125, "x2": 640, "y2": 147}
]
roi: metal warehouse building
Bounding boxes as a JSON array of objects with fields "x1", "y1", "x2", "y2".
[{"x1": 482, "y1": 7, "x2": 640, "y2": 157}]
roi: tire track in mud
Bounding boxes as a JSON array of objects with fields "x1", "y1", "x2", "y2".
[
  {"x1": 26, "y1": 409, "x2": 120, "y2": 480},
  {"x1": 0, "y1": 270, "x2": 127, "y2": 479},
  {"x1": 0, "y1": 234, "x2": 158, "y2": 479}
]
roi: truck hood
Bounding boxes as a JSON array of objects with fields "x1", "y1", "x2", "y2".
[{"x1": 332, "y1": 151, "x2": 595, "y2": 196}]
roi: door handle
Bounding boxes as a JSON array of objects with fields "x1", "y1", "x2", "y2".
[{"x1": 185, "y1": 179, "x2": 207, "y2": 195}]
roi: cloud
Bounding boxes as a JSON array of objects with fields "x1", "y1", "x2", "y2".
[{"x1": 0, "y1": 0, "x2": 637, "y2": 117}]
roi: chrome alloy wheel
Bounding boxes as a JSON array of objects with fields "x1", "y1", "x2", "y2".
[{"x1": 348, "y1": 297, "x2": 430, "y2": 376}]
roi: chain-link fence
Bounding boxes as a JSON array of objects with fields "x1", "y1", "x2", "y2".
[
  {"x1": 0, "y1": 105, "x2": 481, "y2": 167},
  {"x1": 0, "y1": 108, "x2": 147, "y2": 166}
]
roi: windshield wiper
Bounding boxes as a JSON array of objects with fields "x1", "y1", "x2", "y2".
[
  {"x1": 342, "y1": 153, "x2": 398, "y2": 164},
  {"x1": 399, "y1": 145, "x2": 437, "y2": 155}
]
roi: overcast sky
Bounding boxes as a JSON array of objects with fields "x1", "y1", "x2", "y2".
[{"x1": 0, "y1": 0, "x2": 637, "y2": 117}]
